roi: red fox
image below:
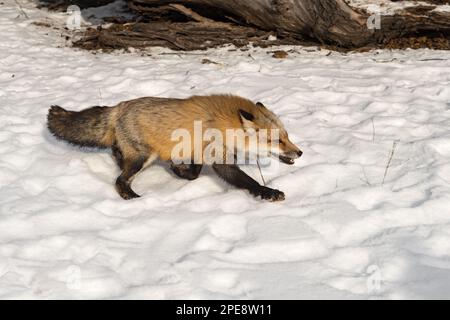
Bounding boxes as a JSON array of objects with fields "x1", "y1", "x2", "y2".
[{"x1": 47, "y1": 95, "x2": 302, "y2": 201}]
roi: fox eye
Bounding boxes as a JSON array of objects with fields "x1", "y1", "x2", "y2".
[{"x1": 270, "y1": 139, "x2": 283, "y2": 145}]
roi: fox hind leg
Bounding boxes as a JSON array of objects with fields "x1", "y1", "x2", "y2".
[
  {"x1": 115, "y1": 156, "x2": 146, "y2": 200},
  {"x1": 112, "y1": 143, "x2": 124, "y2": 169},
  {"x1": 115, "y1": 147, "x2": 156, "y2": 200}
]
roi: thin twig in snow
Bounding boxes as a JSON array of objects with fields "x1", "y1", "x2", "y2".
[
  {"x1": 14, "y1": 0, "x2": 29, "y2": 19},
  {"x1": 371, "y1": 117, "x2": 375, "y2": 143},
  {"x1": 382, "y1": 141, "x2": 398, "y2": 186},
  {"x1": 256, "y1": 159, "x2": 266, "y2": 186},
  {"x1": 360, "y1": 166, "x2": 371, "y2": 186},
  {"x1": 419, "y1": 58, "x2": 448, "y2": 62},
  {"x1": 98, "y1": 88, "x2": 103, "y2": 106}
]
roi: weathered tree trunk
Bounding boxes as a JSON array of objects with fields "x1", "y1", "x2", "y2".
[
  {"x1": 128, "y1": 0, "x2": 372, "y2": 47},
  {"x1": 76, "y1": 0, "x2": 450, "y2": 50}
]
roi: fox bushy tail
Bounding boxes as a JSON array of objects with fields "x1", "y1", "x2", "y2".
[{"x1": 47, "y1": 105, "x2": 115, "y2": 148}]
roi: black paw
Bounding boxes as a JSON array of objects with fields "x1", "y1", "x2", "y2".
[
  {"x1": 119, "y1": 190, "x2": 140, "y2": 200},
  {"x1": 259, "y1": 187, "x2": 285, "y2": 202},
  {"x1": 116, "y1": 178, "x2": 140, "y2": 200},
  {"x1": 171, "y1": 163, "x2": 202, "y2": 180}
]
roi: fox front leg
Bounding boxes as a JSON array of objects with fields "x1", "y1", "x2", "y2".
[
  {"x1": 170, "y1": 163, "x2": 203, "y2": 180},
  {"x1": 212, "y1": 164, "x2": 285, "y2": 201}
]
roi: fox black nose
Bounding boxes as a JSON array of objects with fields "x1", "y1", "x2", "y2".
[{"x1": 297, "y1": 150, "x2": 303, "y2": 157}]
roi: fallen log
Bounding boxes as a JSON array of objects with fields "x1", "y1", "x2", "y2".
[{"x1": 73, "y1": 0, "x2": 450, "y2": 50}]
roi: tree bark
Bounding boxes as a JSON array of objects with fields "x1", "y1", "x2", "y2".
[{"x1": 127, "y1": 0, "x2": 370, "y2": 46}]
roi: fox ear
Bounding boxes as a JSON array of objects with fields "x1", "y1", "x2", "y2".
[
  {"x1": 256, "y1": 102, "x2": 265, "y2": 107},
  {"x1": 239, "y1": 109, "x2": 255, "y2": 130}
]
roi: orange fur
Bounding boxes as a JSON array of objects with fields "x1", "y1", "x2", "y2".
[{"x1": 110, "y1": 94, "x2": 298, "y2": 162}]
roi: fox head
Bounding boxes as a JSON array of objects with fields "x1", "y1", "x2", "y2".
[{"x1": 238, "y1": 102, "x2": 302, "y2": 165}]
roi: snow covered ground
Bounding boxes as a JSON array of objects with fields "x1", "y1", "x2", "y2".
[
  {"x1": 1, "y1": 0, "x2": 450, "y2": 299},
  {"x1": 347, "y1": 0, "x2": 450, "y2": 14}
]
